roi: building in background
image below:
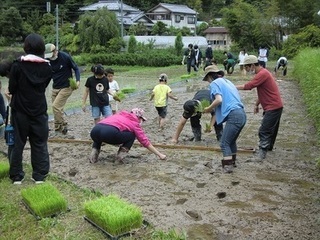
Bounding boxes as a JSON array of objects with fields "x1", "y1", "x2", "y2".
[{"x1": 203, "y1": 27, "x2": 231, "y2": 50}]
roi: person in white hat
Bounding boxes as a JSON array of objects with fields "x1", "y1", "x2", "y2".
[
  {"x1": 89, "y1": 108, "x2": 167, "y2": 164},
  {"x1": 44, "y1": 43, "x2": 81, "y2": 136},
  {"x1": 237, "y1": 55, "x2": 283, "y2": 160},
  {"x1": 202, "y1": 65, "x2": 246, "y2": 173}
]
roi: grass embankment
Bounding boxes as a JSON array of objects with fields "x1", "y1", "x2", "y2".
[
  {"x1": 0, "y1": 154, "x2": 186, "y2": 239},
  {"x1": 293, "y1": 48, "x2": 320, "y2": 167}
]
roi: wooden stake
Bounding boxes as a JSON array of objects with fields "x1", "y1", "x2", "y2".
[{"x1": 48, "y1": 138, "x2": 256, "y2": 153}]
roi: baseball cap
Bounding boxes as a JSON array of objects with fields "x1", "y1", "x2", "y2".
[
  {"x1": 159, "y1": 73, "x2": 168, "y2": 81},
  {"x1": 45, "y1": 43, "x2": 56, "y2": 58},
  {"x1": 202, "y1": 65, "x2": 224, "y2": 81},
  {"x1": 239, "y1": 55, "x2": 258, "y2": 65},
  {"x1": 131, "y1": 108, "x2": 147, "y2": 121},
  {"x1": 183, "y1": 100, "x2": 198, "y2": 119}
]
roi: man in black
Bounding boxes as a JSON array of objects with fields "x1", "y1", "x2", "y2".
[{"x1": 171, "y1": 89, "x2": 223, "y2": 143}]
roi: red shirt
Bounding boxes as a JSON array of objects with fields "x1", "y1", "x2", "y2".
[{"x1": 244, "y1": 68, "x2": 283, "y2": 111}]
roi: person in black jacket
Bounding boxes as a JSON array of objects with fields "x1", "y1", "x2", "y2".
[
  {"x1": 45, "y1": 43, "x2": 80, "y2": 135},
  {"x1": 171, "y1": 89, "x2": 223, "y2": 143},
  {"x1": 8, "y1": 33, "x2": 52, "y2": 184}
]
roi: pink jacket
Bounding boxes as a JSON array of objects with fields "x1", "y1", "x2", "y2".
[{"x1": 98, "y1": 111, "x2": 151, "y2": 147}]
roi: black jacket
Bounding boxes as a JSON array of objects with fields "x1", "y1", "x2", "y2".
[{"x1": 9, "y1": 57, "x2": 52, "y2": 116}]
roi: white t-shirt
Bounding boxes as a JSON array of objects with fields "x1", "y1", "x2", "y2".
[{"x1": 108, "y1": 80, "x2": 120, "y2": 101}]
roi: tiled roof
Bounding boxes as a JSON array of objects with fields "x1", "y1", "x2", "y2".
[
  {"x1": 148, "y1": 3, "x2": 196, "y2": 14},
  {"x1": 203, "y1": 27, "x2": 228, "y2": 34},
  {"x1": 79, "y1": 0, "x2": 140, "y2": 12}
]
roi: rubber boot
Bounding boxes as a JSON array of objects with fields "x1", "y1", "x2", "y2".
[
  {"x1": 192, "y1": 127, "x2": 202, "y2": 142},
  {"x1": 89, "y1": 148, "x2": 100, "y2": 163},
  {"x1": 116, "y1": 146, "x2": 129, "y2": 164},
  {"x1": 232, "y1": 154, "x2": 237, "y2": 167},
  {"x1": 221, "y1": 159, "x2": 234, "y2": 173}
]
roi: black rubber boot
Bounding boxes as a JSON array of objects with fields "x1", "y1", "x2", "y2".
[
  {"x1": 232, "y1": 154, "x2": 237, "y2": 167},
  {"x1": 192, "y1": 127, "x2": 202, "y2": 142},
  {"x1": 221, "y1": 159, "x2": 234, "y2": 173}
]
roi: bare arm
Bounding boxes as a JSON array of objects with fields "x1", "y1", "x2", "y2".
[
  {"x1": 168, "y1": 92, "x2": 178, "y2": 101},
  {"x1": 203, "y1": 94, "x2": 222, "y2": 113},
  {"x1": 146, "y1": 144, "x2": 167, "y2": 160},
  {"x1": 171, "y1": 117, "x2": 188, "y2": 143},
  {"x1": 82, "y1": 87, "x2": 89, "y2": 111},
  {"x1": 149, "y1": 92, "x2": 154, "y2": 101},
  {"x1": 236, "y1": 84, "x2": 245, "y2": 90}
]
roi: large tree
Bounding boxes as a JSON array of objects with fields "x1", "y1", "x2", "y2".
[{"x1": 78, "y1": 7, "x2": 120, "y2": 52}]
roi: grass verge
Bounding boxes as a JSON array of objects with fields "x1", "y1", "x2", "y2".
[{"x1": 0, "y1": 154, "x2": 186, "y2": 239}]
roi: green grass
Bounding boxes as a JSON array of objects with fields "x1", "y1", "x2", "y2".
[
  {"x1": 84, "y1": 194, "x2": 143, "y2": 236},
  {"x1": 21, "y1": 183, "x2": 68, "y2": 218},
  {"x1": 0, "y1": 153, "x2": 186, "y2": 239},
  {"x1": 0, "y1": 161, "x2": 9, "y2": 179}
]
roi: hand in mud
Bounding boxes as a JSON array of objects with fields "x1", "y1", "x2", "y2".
[
  {"x1": 159, "y1": 154, "x2": 167, "y2": 160},
  {"x1": 171, "y1": 138, "x2": 178, "y2": 144}
]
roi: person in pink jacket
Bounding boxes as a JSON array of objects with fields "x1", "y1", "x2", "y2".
[{"x1": 89, "y1": 108, "x2": 167, "y2": 164}]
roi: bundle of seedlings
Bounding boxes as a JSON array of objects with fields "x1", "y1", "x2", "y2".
[
  {"x1": 84, "y1": 194, "x2": 143, "y2": 236},
  {"x1": 194, "y1": 99, "x2": 211, "y2": 113},
  {"x1": 121, "y1": 87, "x2": 136, "y2": 94},
  {"x1": 0, "y1": 161, "x2": 9, "y2": 179},
  {"x1": 21, "y1": 183, "x2": 68, "y2": 219},
  {"x1": 69, "y1": 78, "x2": 78, "y2": 90},
  {"x1": 113, "y1": 90, "x2": 126, "y2": 101}
]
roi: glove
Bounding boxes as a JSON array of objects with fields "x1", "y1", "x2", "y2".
[{"x1": 113, "y1": 95, "x2": 121, "y2": 102}]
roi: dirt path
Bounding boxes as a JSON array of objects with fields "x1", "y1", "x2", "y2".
[{"x1": 6, "y1": 76, "x2": 320, "y2": 239}]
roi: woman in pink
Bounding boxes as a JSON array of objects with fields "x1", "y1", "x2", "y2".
[{"x1": 89, "y1": 108, "x2": 166, "y2": 163}]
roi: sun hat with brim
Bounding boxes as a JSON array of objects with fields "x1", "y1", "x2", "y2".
[
  {"x1": 239, "y1": 55, "x2": 258, "y2": 65},
  {"x1": 131, "y1": 108, "x2": 147, "y2": 121},
  {"x1": 202, "y1": 65, "x2": 224, "y2": 81},
  {"x1": 45, "y1": 43, "x2": 56, "y2": 58}
]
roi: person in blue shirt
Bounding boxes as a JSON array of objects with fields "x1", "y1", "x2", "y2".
[{"x1": 203, "y1": 65, "x2": 246, "y2": 173}]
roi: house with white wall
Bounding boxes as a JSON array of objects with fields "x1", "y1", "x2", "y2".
[
  {"x1": 203, "y1": 27, "x2": 231, "y2": 50},
  {"x1": 146, "y1": 3, "x2": 197, "y2": 34},
  {"x1": 79, "y1": 0, "x2": 154, "y2": 33}
]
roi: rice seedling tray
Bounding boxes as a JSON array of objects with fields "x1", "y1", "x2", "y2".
[
  {"x1": 84, "y1": 216, "x2": 148, "y2": 240},
  {"x1": 22, "y1": 199, "x2": 70, "y2": 220}
]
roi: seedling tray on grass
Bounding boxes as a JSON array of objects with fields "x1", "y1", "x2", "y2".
[
  {"x1": 84, "y1": 194, "x2": 144, "y2": 239},
  {"x1": 21, "y1": 183, "x2": 68, "y2": 220},
  {"x1": 84, "y1": 216, "x2": 148, "y2": 240}
]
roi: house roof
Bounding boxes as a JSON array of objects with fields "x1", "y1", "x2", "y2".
[
  {"x1": 147, "y1": 3, "x2": 196, "y2": 15},
  {"x1": 79, "y1": 0, "x2": 140, "y2": 12},
  {"x1": 203, "y1": 27, "x2": 228, "y2": 34}
]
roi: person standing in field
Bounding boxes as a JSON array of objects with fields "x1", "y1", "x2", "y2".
[
  {"x1": 257, "y1": 45, "x2": 269, "y2": 68},
  {"x1": 105, "y1": 68, "x2": 120, "y2": 114},
  {"x1": 82, "y1": 64, "x2": 120, "y2": 125},
  {"x1": 182, "y1": 43, "x2": 197, "y2": 74},
  {"x1": 8, "y1": 33, "x2": 52, "y2": 184},
  {"x1": 237, "y1": 55, "x2": 283, "y2": 160},
  {"x1": 45, "y1": 43, "x2": 81, "y2": 136},
  {"x1": 238, "y1": 49, "x2": 248, "y2": 75},
  {"x1": 203, "y1": 65, "x2": 246, "y2": 173},
  {"x1": 150, "y1": 73, "x2": 178, "y2": 130},
  {"x1": 205, "y1": 44, "x2": 213, "y2": 65},
  {"x1": 194, "y1": 45, "x2": 203, "y2": 70}
]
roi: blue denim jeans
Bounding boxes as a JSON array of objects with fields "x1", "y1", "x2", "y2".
[
  {"x1": 259, "y1": 108, "x2": 283, "y2": 151},
  {"x1": 91, "y1": 105, "x2": 112, "y2": 119},
  {"x1": 220, "y1": 108, "x2": 246, "y2": 157}
]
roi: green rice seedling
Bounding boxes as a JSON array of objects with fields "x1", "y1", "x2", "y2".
[
  {"x1": 84, "y1": 194, "x2": 143, "y2": 236},
  {"x1": 194, "y1": 99, "x2": 211, "y2": 113},
  {"x1": 0, "y1": 161, "x2": 10, "y2": 179},
  {"x1": 21, "y1": 183, "x2": 68, "y2": 218},
  {"x1": 121, "y1": 87, "x2": 136, "y2": 94},
  {"x1": 114, "y1": 91, "x2": 126, "y2": 101},
  {"x1": 204, "y1": 122, "x2": 212, "y2": 133},
  {"x1": 69, "y1": 78, "x2": 78, "y2": 90},
  {"x1": 180, "y1": 74, "x2": 191, "y2": 79}
]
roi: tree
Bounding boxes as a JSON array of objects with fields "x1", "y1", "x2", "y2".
[
  {"x1": 78, "y1": 8, "x2": 120, "y2": 52},
  {"x1": 0, "y1": 7, "x2": 24, "y2": 42},
  {"x1": 128, "y1": 22, "x2": 148, "y2": 35},
  {"x1": 151, "y1": 21, "x2": 168, "y2": 35},
  {"x1": 128, "y1": 35, "x2": 137, "y2": 53},
  {"x1": 174, "y1": 32, "x2": 183, "y2": 56}
]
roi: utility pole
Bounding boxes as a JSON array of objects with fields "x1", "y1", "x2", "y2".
[
  {"x1": 55, "y1": 4, "x2": 59, "y2": 49},
  {"x1": 120, "y1": 0, "x2": 124, "y2": 38}
]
